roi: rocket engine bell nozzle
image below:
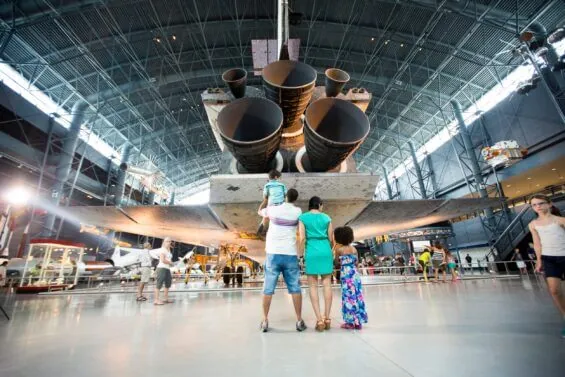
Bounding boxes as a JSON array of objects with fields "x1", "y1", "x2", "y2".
[
  {"x1": 217, "y1": 97, "x2": 283, "y2": 173},
  {"x1": 222, "y1": 68, "x2": 247, "y2": 99},
  {"x1": 262, "y1": 60, "x2": 317, "y2": 132},
  {"x1": 324, "y1": 68, "x2": 350, "y2": 97},
  {"x1": 303, "y1": 98, "x2": 370, "y2": 172}
]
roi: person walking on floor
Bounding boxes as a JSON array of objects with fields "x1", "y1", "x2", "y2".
[
  {"x1": 299, "y1": 196, "x2": 334, "y2": 332},
  {"x1": 465, "y1": 253, "x2": 473, "y2": 272},
  {"x1": 445, "y1": 250, "x2": 458, "y2": 282},
  {"x1": 154, "y1": 237, "x2": 174, "y2": 306},
  {"x1": 136, "y1": 242, "x2": 153, "y2": 301},
  {"x1": 333, "y1": 226, "x2": 368, "y2": 330},
  {"x1": 258, "y1": 188, "x2": 306, "y2": 332},
  {"x1": 418, "y1": 249, "x2": 432, "y2": 282},
  {"x1": 528, "y1": 194, "x2": 565, "y2": 337},
  {"x1": 431, "y1": 242, "x2": 447, "y2": 283},
  {"x1": 511, "y1": 248, "x2": 527, "y2": 274}
]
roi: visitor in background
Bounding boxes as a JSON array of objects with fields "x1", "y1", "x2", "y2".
[
  {"x1": 511, "y1": 248, "x2": 527, "y2": 274},
  {"x1": 136, "y1": 242, "x2": 152, "y2": 302},
  {"x1": 333, "y1": 226, "x2": 368, "y2": 330},
  {"x1": 154, "y1": 237, "x2": 174, "y2": 306},
  {"x1": 465, "y1": 253, "x2": 473, "y2": 272},
  {"x1": 529, "y1": 194, "x2": 565, "y2": 337},
  {"x1": 418, "y1": 249, "x2": 432, "y2": 282},
  {"x1": 431, "y1": 242, "x2": 446, "y2": 283},
  {"x1": 445, "y1": 251, "x2": 458, "y2": 282},
  {"x1": 396, "y1": 253, "x2": 406, "y2": 276},
  {"x1": 299, "y1": 196, "x2": 334, "y2": 332}
]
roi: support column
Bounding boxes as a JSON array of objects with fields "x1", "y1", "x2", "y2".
[
  {"x1": 169, "y1": 191, "x2": 175, "y2": 205},
  {"x1": 114, "y1": 144, "x2": 131, "y2": 207},
  {"x1": 408, "y1": 141, "x2": 427, "y2": 199},
  {"x1": 426, "y1": 155, "x2": 438, "y2": 197},
  {"x1": 44, "y1": 101, "x2": 88, "y2": 235},
  {"x1": 451, "y1": 100, "x2": 495, "y2": 229},
  {"x1": 381, "y1": 166, "x2": 393, "y2": 200},
  {"x1": 147, "y1": 191, "x2": 156, "y2": 206}
]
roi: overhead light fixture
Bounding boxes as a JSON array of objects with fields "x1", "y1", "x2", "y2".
[
  {"x1": 506, "y1": 185, "x2": 511, "y2": 188},
  {"x1": 385, "y1": 40, "x2": 389, "y2": 45},
  {"x1": 86, "y1": 195, "x2": 92, "y2": 199},
  {"x1": 400, "y1": 43, "x2": 404, "y2": 47},
  {"x1": 172, "y1": 34, "x2": 177, "y2": 41},
  {"x1": 536, "y1": 184, "x2": 540, "y2": 187},
  {"x1": 371, "y1": 37, "x2": 375, "y2": 41},
  {"x1": 527, "y1": 177, "x2": 532, "y2": 180},
  {"x1": 552, "y1": 168, "x2": 557, "y2": 171},
  {"x1": 154, "y1": 37, "x2": 161, "y2": 43}
]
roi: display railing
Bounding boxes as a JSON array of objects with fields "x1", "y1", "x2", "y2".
[{"x1": 0, "y1": 260, "x2": 542, "y2": 295}]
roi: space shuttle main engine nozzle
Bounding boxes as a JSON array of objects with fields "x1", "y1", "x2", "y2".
[
  {"x1": 222, "y1": 68, "x2": 247, "y2": 99},
  {"x1": 217, "y1": 97, "x2": 283, "y2": 173},
  {"x1": 324, "y1": 68, "x2": 350, "y2": 97},
  {"x1": 304, "y1": 98, "x2": 370, "y2": 172},
  {"x1": 262, "y1": 60, "x2": 317, "y2": 132}
]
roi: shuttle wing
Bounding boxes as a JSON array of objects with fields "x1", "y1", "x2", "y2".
[{"x1": 70, "y1": 174, "x2": 502, "y2": 260}]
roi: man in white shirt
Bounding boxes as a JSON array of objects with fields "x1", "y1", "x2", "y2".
[
  {"x1": 257, "y1": 188, "x2": 306, "y2": 332},
  {"x1": 154, "y1": 237, "x2": 174, "y2": 305},
  {"x1": 136, "y1": 242, "x2": 153, "y2": 302}
]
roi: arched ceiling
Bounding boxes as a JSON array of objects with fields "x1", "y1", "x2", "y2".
[{"x1": 1, "y1": 0, "x2": 564, "y2": 199}]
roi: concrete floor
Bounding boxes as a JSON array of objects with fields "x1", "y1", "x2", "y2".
[{"x1": 0, "y1": 278, "x2": 563, "y2": 377}]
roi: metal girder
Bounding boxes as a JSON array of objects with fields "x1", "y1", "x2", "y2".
[
  {"x1": 128, "y1": 120, "x2": 209, "y2": 146},
  {"x1": 359, "y1": 0, "x2": 559, "y2": 172},
  {"x1": 1, "y1": 0, "x2": 524, "y2": 35},
  {"x1": 36, "y1": 17, "x2": 509, "y2": 70},
  {"x1": 358, "y1": 0, "x2": 506, "y2": 170},
  {"x1": 46, "y1": 43, "x2": 486, "y2": 95},
  {"x1": 0, "y1": 19, "x2": 181, "y2": 191}
]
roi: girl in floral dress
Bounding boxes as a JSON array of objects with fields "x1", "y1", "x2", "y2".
[{"x1": 333, "y1": 226, "x2": 368, "y2": 330}]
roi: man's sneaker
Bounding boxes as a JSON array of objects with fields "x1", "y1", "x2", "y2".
[
  {"x1": 296, "y1": 320, "x2": 307, "y2": 332},
  {"x1": 260, "y1": 320, "x2": 269, "y2": 333}
]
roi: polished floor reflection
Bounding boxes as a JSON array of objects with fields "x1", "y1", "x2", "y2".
[{"x1": 0, "y1": 278, "x2": 563, "y2": 377}]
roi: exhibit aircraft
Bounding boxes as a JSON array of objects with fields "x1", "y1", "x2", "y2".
[
  {"x1": 69, "y1": 61, "x2": 500, "y2": 262},
  {"x1": 71, "y1": 173, "x2": 500, "y2": 262},
  {"x1": 107, "y1": 246, "x2": 195, "y2": 271}
]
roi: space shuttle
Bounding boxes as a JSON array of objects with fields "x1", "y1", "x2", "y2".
[{"x1": 70, "y1": 57, "x2": 499, "y2": 262}]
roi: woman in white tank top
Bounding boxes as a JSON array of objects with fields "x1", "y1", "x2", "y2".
[{"x1": 528, "y1": 194, "x2": 565, "y2": 338}]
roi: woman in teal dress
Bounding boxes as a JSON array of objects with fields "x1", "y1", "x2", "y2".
[{"x1": 298, "y1": 196, "x2": 334, "y2": 332}]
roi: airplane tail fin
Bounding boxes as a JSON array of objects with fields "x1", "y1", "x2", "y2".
[
  {"x1": 180, "y1": 249, "x2": 195, "y2": 262},
  {"x1": 104, "y1": 246, "x2": 121, "y2": 266}
]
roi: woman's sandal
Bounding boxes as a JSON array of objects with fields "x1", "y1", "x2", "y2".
[
  {"x1": 324, "y1": 318, "x2": 331, "y2": 330},
  {"x1": 315, "y1": 320, "x2": 326, "y2": 332}
]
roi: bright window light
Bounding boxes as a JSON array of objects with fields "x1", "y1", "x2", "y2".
[
  {"x1": 179, "y1": 188, "x2": 210, "y2": 205},
  {"x1": 0, "y1": 61, "x2": 122, "y2": 164},
  {"x1": 377, "y1": 40, "x2": 565, "y2": 197},
  {"x1": 3, "y1": 186, "x2": 32, "y2": 206}
]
